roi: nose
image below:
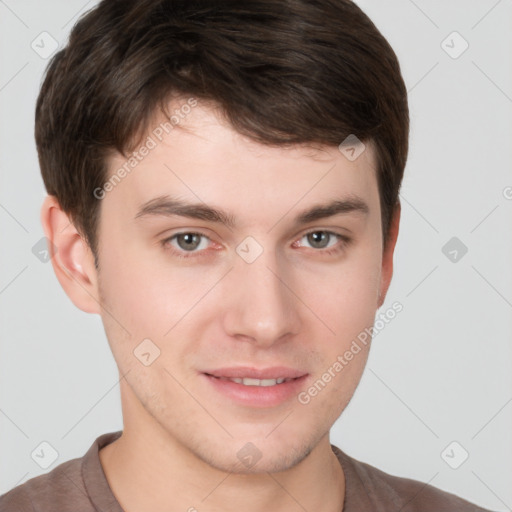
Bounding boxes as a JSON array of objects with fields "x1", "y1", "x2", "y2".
[{"x1": 222, "y1": 248, "x2": 302, "y2": 348}]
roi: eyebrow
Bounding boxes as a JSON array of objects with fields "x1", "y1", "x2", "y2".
[{"x1": 134, "y1": 194, "x2": 369, "y2": 229}]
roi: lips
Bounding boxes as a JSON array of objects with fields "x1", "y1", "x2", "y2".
[
  {"x1": 210, "y1": 376, "x2": 295, "y2": 386},
  {"x1": 202, "y1": 366, "x2": 308, "y2": 380},
  {"x1": 201, "y1": 369, "x2": 310, "y2": 407}
]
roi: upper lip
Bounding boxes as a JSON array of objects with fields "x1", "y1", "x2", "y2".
[{"x1": 203, "y1": 366, "x2": 308, "y2": 380}]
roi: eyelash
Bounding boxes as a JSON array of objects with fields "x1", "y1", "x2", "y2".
[{"x1": 161, "y1": 230, "x2": 352, "y2": 259}]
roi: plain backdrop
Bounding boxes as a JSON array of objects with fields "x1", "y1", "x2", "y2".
[{"x1": 1, "y1": 1, "x2": 511, "y2": 510}]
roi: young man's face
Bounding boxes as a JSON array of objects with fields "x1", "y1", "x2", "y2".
[{"x1": 61, "y1": 101, "x2": 398, "y2": 473}]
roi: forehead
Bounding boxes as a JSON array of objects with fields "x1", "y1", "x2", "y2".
[{"x1": 102, "y1": 101, "x2": 380, "y2": 223}]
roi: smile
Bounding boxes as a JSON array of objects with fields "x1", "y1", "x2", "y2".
[
  {"x1": 208, "y1": 375, "x2": 297, "y2": 386},
  {"x1": 202, "y1": 372, "x2": 309, "y2": 407}
]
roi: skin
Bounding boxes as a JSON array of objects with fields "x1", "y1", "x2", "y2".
[{"x1": 41, "y1": 100, "x2": 400, "y2": 512}]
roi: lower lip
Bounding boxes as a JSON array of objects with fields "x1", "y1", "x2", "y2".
[{"x1": 202, "y1": 373, "x2": 309, "y2": 408}]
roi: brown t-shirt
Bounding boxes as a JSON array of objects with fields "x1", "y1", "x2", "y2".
[{"x1": 0, "y1": 430, "x2": 494, "y2": 511}]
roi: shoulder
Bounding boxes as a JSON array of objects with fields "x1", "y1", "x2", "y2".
[
  {"x1": 331, "y1": 445, "x2": 496, "y2": 512},
  {"x1": 0, "y1": 456, "x2": 87, "y2": 512}
]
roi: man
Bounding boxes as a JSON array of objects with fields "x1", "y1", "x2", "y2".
[{"x1": 0, "y1": 0, "x2": 495, "y2": 510}]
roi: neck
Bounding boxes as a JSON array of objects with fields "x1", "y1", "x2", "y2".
[{"x1": 100, "y1": 423, "x2": 345, "y2": 512}]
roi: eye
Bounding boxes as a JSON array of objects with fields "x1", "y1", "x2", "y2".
[
  {"x1": 295, "y1": 230, "x2": 351, "y2": 254},
  {"x1": 162, "y1": 232, "x2": 212, "y2": 258}
]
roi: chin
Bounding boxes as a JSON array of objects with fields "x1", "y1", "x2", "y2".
[{"x1": 188, "y1": 430, "x2": 319, "y2": 475}]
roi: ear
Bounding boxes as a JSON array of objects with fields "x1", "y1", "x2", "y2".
[
  {"x1": 40, "y1": 195, "x2": 101, "y2": 314},
  {"x1": 377, "y1": 201, "x2": 401, "y2": 308}
]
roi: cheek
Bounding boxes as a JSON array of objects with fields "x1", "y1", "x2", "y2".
[
  {"x1": 98, "y1": 242, "x2": 192, "y2": 330},
  {"x1": 97, "y1": 244, "x2": 221, "y2": 375},
  {"x1": 309, "y1": 251, "x2": 381, "y2": 341}
]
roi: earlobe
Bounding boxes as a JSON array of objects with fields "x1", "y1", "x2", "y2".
[
  {"x1": 40, "y1": 195, "x2": 101, "y2": 314},
  {"x1": 377, "y1": 202, "x2": 401, "y2": 308}
]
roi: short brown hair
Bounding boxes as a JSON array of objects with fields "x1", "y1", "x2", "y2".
[{"x1": 35, "y1": 0, "x2": 409, "y2": 267}]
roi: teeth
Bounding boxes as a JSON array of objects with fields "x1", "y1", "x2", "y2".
[{"x1": 218, "y1": 376, "x2": 293, "y2": 386}]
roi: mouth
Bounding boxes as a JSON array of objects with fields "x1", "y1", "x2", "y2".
[
  {"x1": 204, "y1": 374, "x2": 300, "y2": 386},
  {"x1": 200, "y1": 368, "x2": 309, "y2": 408}
]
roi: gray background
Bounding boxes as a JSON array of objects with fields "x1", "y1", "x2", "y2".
[{"x1": 0, "y1": 1, "x2": 511, "y2": 510}]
